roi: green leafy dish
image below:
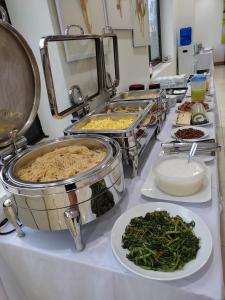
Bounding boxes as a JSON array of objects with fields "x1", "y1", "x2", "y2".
[{"x1": 122, "y1": 210, "x2": 200, "y2": 272}]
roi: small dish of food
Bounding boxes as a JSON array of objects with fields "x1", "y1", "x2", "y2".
[
  {"x1": 176, "y1": 101, "x2": 212, "y2": 112},
  {"x1": 174, "y1": 110, "x2": 213, "y2": 127},
  {"x1": 191, "y1": 103, "x2": 209, "y2": 126},
  {"x1": 171, "y1": 126, "x2": 209, "y2": 142},
  {"x1": 175, "y1": 111, "x2": 192, "y2": 126},
  {"x1": 111, "y1": 202, "x2": 212, "y2": 280},
  {"x1": 141, "y1": 113, "x2": 157, "y2": 126}
]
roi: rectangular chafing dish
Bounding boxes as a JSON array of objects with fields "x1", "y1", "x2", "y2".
[
  {"x1": 64, "y1": 111, "x2": 158, "y2": 177},
  {"x1": 111, "y1": 89, "x2": 162, "y2": 101},
  {"x1": 39, "y1": 27, "x2": 161, "y2": 177},
  {"x1": 111, "y1": 89, "x2": 167, "y2": 128},
  {"x1": 90, "y1": 100, "x2": 153, "y2": 115},
  {"x1": 66, "y1": 112, "x2": 141, "y2": 136},
  {"x1": 90, "y1": 100, "x2": 158, "y2": 127}
]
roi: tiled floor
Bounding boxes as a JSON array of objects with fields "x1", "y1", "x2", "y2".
[{"x1": 214, "y1": 65, "x2": 225, "y2": 276}]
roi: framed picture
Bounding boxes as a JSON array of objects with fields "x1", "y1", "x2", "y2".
[
  {"x1": 55, "y1": 0, "x2": 107, "y2": 61},
  {"x1": 131, "y1": 0, "x2": 150, "y2": 47},
  {"x1": 105, "y1": 0, "x2": 133, "y2": 30},
  {"x1": 222, "y1": 0, "x2": 225, "y2": 43}
]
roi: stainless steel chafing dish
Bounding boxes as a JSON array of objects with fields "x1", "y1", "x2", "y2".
[
  {"x1": 0, "y1": 18, "x2": 125, "y2": 250},
  {"x1": 111, "y1": 89, "x2": 167, "y2": 125},
  {"x1": 64, "y1": 107, "x2": 157, "y2": 176},
  {"x1": 39, "y1": 26, "x2": 162, "y2": 177},
  {"x1": 1, "y1": 135, "x2": 124, "y2": 251},
  {"x1": 112, "y1": 89, "x2": 162, "y2": 101},
  {"x1": 89, "y1": 100, "x2": 153, "y2": 114}
]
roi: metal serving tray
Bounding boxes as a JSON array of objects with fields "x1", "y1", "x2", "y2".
[
  {"x1": 110, "y1": 89, "x2": 166, "y2": 129},
  {"x1": 112, "y1": 89, "x2": 162, "y2": 101},
  {"x1": 68, "y1": 112, "x2": 141, "y2": 137},
  {"x1": 64, "y1": 111, "x2": 157, "y2": 177},
  {"x1": 89, "y1": 100, "x2": 154, "y2": 115}
]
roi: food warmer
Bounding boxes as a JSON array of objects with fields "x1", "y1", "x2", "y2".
[
  {"x1": 63, "y1": 95, "x2": 165, "y2": 178},
  {"x1": 39, "y1": 26, "x2": 166, "y2": 177},
  {"x1": 0, "y1": 18, "x2": 125, "y2": 250}
]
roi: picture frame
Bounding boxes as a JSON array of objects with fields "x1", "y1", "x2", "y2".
[
  {"x1": 105, "y1": 0, "x2": 133, "y2": 30},
  {"x1": 131, "y1": 0, "x2": 150, "y2": 47},
  {"x1": 55, "y1": 0, "x2": 107, "y2": 62}
]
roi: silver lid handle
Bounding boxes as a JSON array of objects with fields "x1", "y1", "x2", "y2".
[
  {"x1": 65, "y1": 24, "x2": 84, "y2": 35},
  {"x1": 0, "y1": 6, "x2": 8, "y2": 23},
  {"x1": 102, "y1": 26, "x2": 114, "y2": 35},
  {"x1": 69, "y1": 85, "x2": 84, "y2": 105}
]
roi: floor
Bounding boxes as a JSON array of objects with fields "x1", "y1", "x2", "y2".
[{"x1": 214, "y1": 65, "x2": 225, "y2": 276}]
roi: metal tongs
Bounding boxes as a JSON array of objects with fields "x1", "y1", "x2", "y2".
[{"x1": 162, "y1": 139, "x2": 221, "y2": 156}]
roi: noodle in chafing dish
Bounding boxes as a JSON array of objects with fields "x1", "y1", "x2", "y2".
[{"x1": 17, "y1": 145, "x2": 106, "y2": 182}]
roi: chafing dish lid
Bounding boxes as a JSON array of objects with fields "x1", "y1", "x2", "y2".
[{"x1": 0, "y1": 20, "x2": 40, "y2": 148}]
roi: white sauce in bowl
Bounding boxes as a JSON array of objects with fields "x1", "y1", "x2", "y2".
[
  {"x1": 154, "y1": 157, "x2": 206, "y2": 196},
  {"x1": 156, "y1": 159, "x2": 204, "y2": 178}
]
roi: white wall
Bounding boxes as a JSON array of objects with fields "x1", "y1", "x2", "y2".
[
  {"x1": 173, "y1": 0, "x2": 224, "y2": 63},
  {"x1": 7, "y1": 0, "x2": 107, "y2": 138},
  {"x1": 160, "y1": 0, "x2": 176, "y2": 61},
  {"x1": 6, "y1": 0, "x2": 176, "y2": 139},
  {"x1": 115, "y1": 30, "x2": 149, "y2": 91},
  {"x1": 174, "y1": 0, "x2": 195, "y2": 45},
  {"x1": 194, "y1": 0, "x2": 225, "y2": 62}
]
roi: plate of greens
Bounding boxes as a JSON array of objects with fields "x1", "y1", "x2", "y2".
[{"x1": 111, "y1": 202, "x2": 212, "y2": 280}]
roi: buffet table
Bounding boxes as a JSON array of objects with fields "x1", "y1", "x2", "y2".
[{"x1": 0, "y1": 86, "x2": 224, "y2": 300}]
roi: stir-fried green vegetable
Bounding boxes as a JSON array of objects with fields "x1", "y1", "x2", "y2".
[{"x1": 122, "y1": 211, "x2": 200, "y2": 272}]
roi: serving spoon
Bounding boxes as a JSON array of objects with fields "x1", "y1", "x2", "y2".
[{"x1": 188, "y1": 142, "x2": 198, "y2": 163}]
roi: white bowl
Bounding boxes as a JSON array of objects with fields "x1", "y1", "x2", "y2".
[{"x1": 153, "y1": 155, "x2": 206, "y2": 196}]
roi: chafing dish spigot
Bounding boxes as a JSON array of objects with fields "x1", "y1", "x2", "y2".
[
  {"x1": 64, "y1": 207, "x2": 84, "y2": 251},
  {"x1": 3, "y1": 199, "x2": 25, "y2": 237}
]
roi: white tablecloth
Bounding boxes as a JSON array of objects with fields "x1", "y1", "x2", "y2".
[{"x1": 0, "y1": 87, "x2": 224, "y2": 300}]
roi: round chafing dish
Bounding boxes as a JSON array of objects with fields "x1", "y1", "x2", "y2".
[
  {"x1": 0, "y1": 19, "x2": 125, "y2": 251},
  {"x1": 1, "y1": 135, "x2": 125, "y2": 250}
]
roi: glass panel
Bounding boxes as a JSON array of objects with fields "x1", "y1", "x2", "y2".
[
  {"x1": 102, "y1": 37, "x2": 116, "y2": 89},
  {"x1": 148, "y1": 0, "x2": 161, "y2": 62},
  {"x1": 48, "y1": 39, "x2": 99, "y2": 114}
]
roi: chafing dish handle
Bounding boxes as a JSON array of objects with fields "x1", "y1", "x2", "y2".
[
  {"x1": 0, "y1": 6, "x2": 9, "y2": 23},
  {"x1": 3, "y1": 199, "x2": 25, "y2": 237},
  {"x1": 64, "y1": 208, "x2": 84, "y2": 251}
]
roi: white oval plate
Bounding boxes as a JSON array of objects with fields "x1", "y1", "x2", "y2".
[
  {"x1": 173, "y1": 120, "x2": 213, "y2": 127},
  {"x1": 173, "y1": 112, "x2": 214, "y2": 127},
  {"x1": 111, "y1": 202, "x2": 212, "y2": 281},
  {"x1": 171, "y1": 126, "x2": 209, "y2": 142}
]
